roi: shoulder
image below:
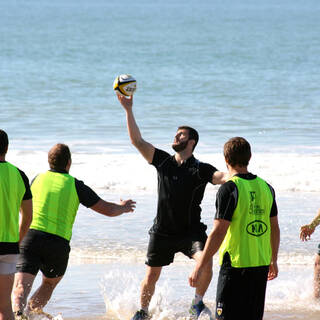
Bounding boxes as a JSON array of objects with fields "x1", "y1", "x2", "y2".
[
  {"x1": 218, "y1": 180, "x2": 237, "y2": 195},
  {"x1": 74, "y1": 178, "x2": 100, "y2": 207},
  {"x1": 16, "y1": 168, "x2": 32, "y2": 200},
  {"x1": 197, "y1": 160, "x2": 218, "y2": 172},
  {"x1": 194, "y1": 158, "x2": 218, "y2": 182},
  {"x1": 152, "y1": 148, "x2": 172, "y2": 167}
]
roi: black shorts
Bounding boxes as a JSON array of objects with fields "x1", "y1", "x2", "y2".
[
  {"x1": 216, "y1": 253, "x2": 269, "y2": 320},
  {"x1": 145, "y1": 231, "x2": 207, "y2": 267},
  {"x1": 16, "y1": 229, "x2": 70, "y2": 278}
]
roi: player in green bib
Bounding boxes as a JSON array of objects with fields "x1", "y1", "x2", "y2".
[
  {"x1": 0, "y1": 130, "x2": 32, "y2": 320},
  {"x1": 12, "y1": 143, "x2": 136, "y2": 319},
  {"x1": 189, "y1": 137, "x2": 280, "y2": 320}
]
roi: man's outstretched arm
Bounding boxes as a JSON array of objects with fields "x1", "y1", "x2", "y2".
[{"x1": 117, "y1": 94, "x2": 155, "y2": 163}]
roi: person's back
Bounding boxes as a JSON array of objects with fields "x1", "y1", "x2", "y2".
[
  {"x1": 219, "y1": 174, "x2": 274, "y2": 268},
  {"x1": 30, "y1": 170, "x2": 80, "y2": 241},
  {"x1": 0, "y1": 129, "x2": 32, "y2": 320},
  {"x1": 0, "y1": 162, "x2": 27, "y2": 243}
]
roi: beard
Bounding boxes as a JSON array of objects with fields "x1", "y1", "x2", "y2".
[{"x1": 172, "y1": 140, "x2": 188, "y2": 152}]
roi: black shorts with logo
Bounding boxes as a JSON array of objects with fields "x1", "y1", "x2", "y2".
[
  {"x1": 16, "y1": 229, "x2": 70, "y2": 278},
  {"x1": 216, "y1": 253, "x2": 269, "y2": 320},
  {"x1": 145, "y1": 230, "x2": 207, "y2": 267}
]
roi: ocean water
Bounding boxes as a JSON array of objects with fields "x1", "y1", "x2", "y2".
[{"x1": 1, "y1": 0, "x2": 320, "y2": 319}]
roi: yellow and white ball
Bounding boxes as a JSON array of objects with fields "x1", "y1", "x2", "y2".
[{"x1": 113, "y1": 74, "x2": 137, "y2": 96}]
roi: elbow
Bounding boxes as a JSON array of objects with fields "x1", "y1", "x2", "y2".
[{"x1": 131, "y1": 138, "x2": 144, "y2": 149}]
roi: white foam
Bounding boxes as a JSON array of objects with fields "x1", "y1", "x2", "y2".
[{"x1": 6, "y1": 149, "x2": 320, "y2": 194}]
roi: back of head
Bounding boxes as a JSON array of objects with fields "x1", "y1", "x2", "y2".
[
  {"x1": 48, "y1": 143, "x2": 71, "y2": 171},
  {"x1": 178, "y1": 125, "x2": 199, "y2": 150},
  {"x1": 0, "y1": 129, "x2": 9, "y2": 156},
  {"x1": 224, "y1": 137, "x2": 251, "y2": 167}
]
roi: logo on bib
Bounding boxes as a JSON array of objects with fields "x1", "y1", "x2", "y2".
[{"x1": 246, "y1": 220, "x2": 268, "y2": 236}]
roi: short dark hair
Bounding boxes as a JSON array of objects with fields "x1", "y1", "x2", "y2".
[
  {"x1": 178, "y1": 126, "x2": 199, "y2": 150},
  {"x1": 48, "y1": 143, "x2": 71, "y2": 170},
  {"x1": 0, "y1": 129, "x2": 9, "y2": 155},
  {"x1": 224, "y1": 137, "x2": 251, "y2": 167}
]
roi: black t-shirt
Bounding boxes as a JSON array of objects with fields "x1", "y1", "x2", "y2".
[
  {"x1": 150, "y1": 148, "x2": 218, "y2": 236},
  {"x1": 215, "y1": 173, "x2": 278, "y2": 221}
]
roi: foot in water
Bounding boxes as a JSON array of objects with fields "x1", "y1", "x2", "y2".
[
  {"x1": 131, "y1": 309, "x2": 150, "y2": 320},
  {"x1": 189, "y1": 300, "x2": 214, "y2": 319}
]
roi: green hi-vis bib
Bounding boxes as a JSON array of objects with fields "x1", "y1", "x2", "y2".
[
  {"x1": 219, "y1": 175, "x2": 273, "y2": 268},
  {"x1": 0, "y1": 162, "x2": 26, "y2": 242},
  {"x1": 30, "y1": 171, "x2": 80, "y2": 241}
]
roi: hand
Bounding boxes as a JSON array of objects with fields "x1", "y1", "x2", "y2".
[
  {"x1": 120, "y1": 199, "x2": 136, "y2": 213},
  {"x1": 267, "y1": 261, "x2": 278, "y2": 280},
  {"x1": 117, "y1": 93, "x2": 133, "y2": 111},
  {"x1": 189, "y1": 266, "x2": 202, "y2": 288},
  {"x1": 300, "y1": 224, "x2": 315, "y2": 241}
]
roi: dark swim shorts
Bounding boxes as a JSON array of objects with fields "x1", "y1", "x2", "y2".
[
  {"x1": 145, "y1": 230, "x2": 207, "y2": 267},
  {"x1": 16, "y1": 229, "x2": 70, "y2": 278}
]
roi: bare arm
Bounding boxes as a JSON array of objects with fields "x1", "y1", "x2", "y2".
[
  {"x1": 90, "y1": 198, "x2": 136, "y2": 217},
  {"x1": 300, "y1": 208, "x2": 320, "y2": 241},
  {"x1": 19, "y1": 199, "x2": 32, "y2": 242},
  {"x1": 117, "y1": 94, "x2": 155, "y2": 163},
  {"x1": 189, "y1": 219, "x2": 230, "y2": 287},
  {"x1": 268, "y1": 215, "x2": 280, "y2": 280},
  {"x1": 212, "y1": 170, "x2": 229, "y2": 185}
]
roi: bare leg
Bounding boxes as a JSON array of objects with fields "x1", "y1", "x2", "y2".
[
  {"x1": 192, "y1": 252, "x2": 213, "y2": 297},
  {"x1": 0, "y1": 274, "x2": 15, "y2": 320},
  {"x1": 140, "y1": 266, "x2": 162, "y2": 310},
  {"x1": 28, "y1": 275, "x2": 63, "y2": 312},
  {"x1": 314, "y1": 254, "x2": 320, "y2": 298},
  {"x1": 12, "y1": 272, "x2": 36, "y2": 313}
]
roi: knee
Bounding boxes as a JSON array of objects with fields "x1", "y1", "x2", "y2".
[
  {"x1": 41, "y1": 278, "x2": 59, "y2": 290},
  {"x1": 13, "y1": 280, "x2": 30, "y2": 297}
]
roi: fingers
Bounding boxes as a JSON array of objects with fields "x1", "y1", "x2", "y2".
[
  {"x1": 268, "y1": 264, "x2": 278, "y2": 281},
  {"x1": 188, "y1": 269, "x2": 200, "y2": 287},
  {"x1": 122, "y1": 199, "x2": 136, "y2": 212},
  {"x1": 188, "y1": 275, "x2": 197, "y2": 287}
]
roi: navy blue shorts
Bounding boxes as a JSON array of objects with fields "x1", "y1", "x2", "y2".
[
  {"x1": 16, "y1": 229, "x2": 70, "y2": 278},
  {"x1": 145, "y1": 231, "x2": 207, "y2": 267}
]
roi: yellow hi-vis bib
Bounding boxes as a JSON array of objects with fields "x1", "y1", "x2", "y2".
[
  {"x1": 0, "y1": 162, "x2": 26, "y2": 242},
  {"x1": 219, "y1": 175, "x2": 273, "y2": 268},
  {"x1": 30, "y1": 171, "x2": 80, "y2": 241}
]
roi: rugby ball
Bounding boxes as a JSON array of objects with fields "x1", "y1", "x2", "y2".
[{"x1": 113, "y1": 74, "x2": 137, "y2": 96}]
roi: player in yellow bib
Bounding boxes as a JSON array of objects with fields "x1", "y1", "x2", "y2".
[
  {"x1": 12, "y1": 144, "x2": 136, "y2": 319},
  {"x1": 0, "y1": 130, "x2": 32, "y2": 320},
  {"x1": 189, "y1": 137, "x2": 280, "y2": 320}
]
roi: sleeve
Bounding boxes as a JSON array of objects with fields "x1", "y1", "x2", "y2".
[
  {"x1": 267, "y1": 183, "x2": 278, "y2": 217},
  {"x1": 74, "y1": 178, "x2": 101, "y2": 208},
  {"x1": 199, "y1": 162, "x2": 218, "y2": 184},
  {"x1": 18, "y1": 169, "x2": 32, "y2": 200},
  {"x1": 151, "y1": 148, "x2": 171, "y2": 169},
  {"x1": 214, "y1": 181, "x2": 238, "y2": 221}
]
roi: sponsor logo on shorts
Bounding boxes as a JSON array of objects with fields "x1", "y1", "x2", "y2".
[
  {"x1": 246, "y1": 220, "x2": 268, "y2": 236},
  {"x1": 216, "y1": 302, "x2": 223, "y2": 317}
]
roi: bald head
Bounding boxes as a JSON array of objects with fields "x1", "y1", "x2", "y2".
[{"x1": 48, "y1": 143, "x2": 71, "y2": 171}]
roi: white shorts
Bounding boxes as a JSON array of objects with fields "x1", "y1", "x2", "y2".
[{"x1": 0, "y1": 254, "x2": 18, "y2": 275}]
